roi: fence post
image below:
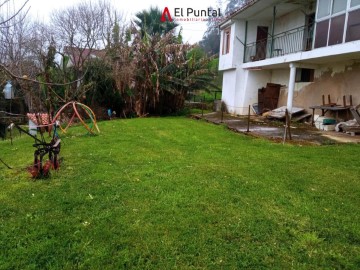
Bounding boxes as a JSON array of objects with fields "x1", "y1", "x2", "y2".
[
  {"x1": 10, "y1": 127, "x2": 13, "y2": 145},
  {"x1": 283, "y1": 109, "x2": 292, "y2": 144},
  {"x1": 201, "y1": 98, "x2": 204, "y2": 117},
  {"x1": 247, "y1": 105, "x2": 251, "y2": 132},
  {"x1": 287, "y1": 110, "x2": 292, "y2": 140}
]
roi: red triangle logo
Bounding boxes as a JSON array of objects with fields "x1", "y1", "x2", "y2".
[{"x1": 161, "y1": 7, "x2": 173, "y2": 22}]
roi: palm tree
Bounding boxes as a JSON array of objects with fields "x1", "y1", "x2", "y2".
[{"x1": 134, "y1": 6, "x2": 179, "y2": 38}]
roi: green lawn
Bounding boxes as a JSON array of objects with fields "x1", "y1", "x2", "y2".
[{"x1": 1, "y1": 117, "x2": 360, "y2": 269}]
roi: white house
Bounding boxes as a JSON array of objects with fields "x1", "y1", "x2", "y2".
[{"x1": 219, "y1": 0, "x2": 360, "y2": 118}]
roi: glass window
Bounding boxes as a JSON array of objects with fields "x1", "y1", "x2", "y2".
[
  {"x1": 332, "y1": 0, "x2": 346, "y2": 14},
  {"x1": 222, "y1": 28, "x2": 231, "y2": 54},
  {"x1": 315, "y1": 20, "x2": 329, "y2": 48},
  {"x1": 296, "y1": 69, "x2": 315, "y2": 82},
  {"x1": 346, "y1": 9, "x2": 360, "y2": 42},
  {"x1": 328, "y1": 14, "x2": 345, "y2": 45},
  {"x1": 318, "y1": 0, "x2": 331, "y2": 18},
  {"x1": 351, "y1": 0, "x2": 360, "y2": 8}
]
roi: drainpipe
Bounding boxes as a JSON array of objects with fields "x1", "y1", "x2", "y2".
[
  {"x1": 243, "y1": 21, "x2": 248, "y2": 63},
  {"x1": 270, "y1": 6, "x2": 276, "y2": 58},
  {"x1": 287, "y1": 63, "x2": 297, "y2": 117}
]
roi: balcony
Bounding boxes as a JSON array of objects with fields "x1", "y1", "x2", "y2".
[{"x1": 244, "y1": 24, "x2": 314, "y2": 63}]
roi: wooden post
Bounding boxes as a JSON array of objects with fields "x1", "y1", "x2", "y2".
[
  {"x1": 311, "y1": 108, "x2": 315, "y2": 126},
  {"x1": 201, "y1": 98, "x2": 204, "y2": 116},
  {"x1": 322, "y1": 95, "x2": 325, "y2": 105},
  {"x1": 10, "y1": 127, "x2": 13, "y2": 145},
  {"x1": 328, "y1": 94, "x2": 331, "y2": 104},
  {"x1": 343, "y1": 95, "x2": 346, "y2": 107},
  {"x1": 287, "y1": 110, "x2": 292, "y2": 140},
  {"x1": 283, "y1": 109, "x2": 292, "y2": 144},
  {"x1": 247, "y1": 105, "x2": 251, "y2": 132},
  {"x1": 350, "y1": 95, "x2": 353, "y2": 106},
  {"x1": 283, "y1": 115, "x2": 287, "y2": 144}
]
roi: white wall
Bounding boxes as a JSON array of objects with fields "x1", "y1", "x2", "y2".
[
  {"x1": 219, "y1": 24, "x2": 235, "y2": 71},
  {"x1": 233, "y1": 21, "x2": 246, "y2": 68},
  {"x1": 221, "y1": 70, "x2": 238, "y2": 113},
  {"x1": 246, "y1": 20, "x2": 271, "y2": 44},
  {"x1": 231, "y1": 69, "x2": 272, "y2": 115},
  {"x1": 271, "y1": 69, "x2": 288, "y2": 86},
  {"x1": 273, "y1": 60, "x2": 360, "y2": 110},
  {"x1": 219, "y1": 21, "x2": 247, "y2": 71},
  {"x1": 244, "y1": 70, "x2": 272, "y2": 107},
  {"x1": 274, "y1": 10, "x2": 306, "y2": 35}
]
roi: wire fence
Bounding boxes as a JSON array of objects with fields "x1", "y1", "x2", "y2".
[
  {"x1": 200, "y1": 103, "x2": 293, "y2": 143},
  {"x1": 187, "y1": 91, "x2": 222, "y2": 103}
]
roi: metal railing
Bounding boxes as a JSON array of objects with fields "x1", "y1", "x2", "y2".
[{"x1": 244, "y1": 24, "x2": 314, "y2": 63}]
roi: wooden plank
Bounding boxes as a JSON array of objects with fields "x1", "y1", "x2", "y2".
[
  {"x1": 267, "y1": 106, "x2": 305, "y2": 119},
  {"x1": 292, "y1": 113, "x2": 312, "y2": 122}
]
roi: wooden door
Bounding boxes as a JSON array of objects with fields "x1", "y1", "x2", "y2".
[
  {"x1": 303, "y1": 13, "x2": 315, "y2": 51},
  {"x1": 258, "y1": 83, "x2": 281, "y2": 113},
  {"x1": 256, "y1": 26, "x2": 268, "y2": 60}
]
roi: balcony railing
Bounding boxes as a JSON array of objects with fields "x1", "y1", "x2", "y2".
[{"x1": 244, "y1": 24, "x2": 314, "y2": 63}]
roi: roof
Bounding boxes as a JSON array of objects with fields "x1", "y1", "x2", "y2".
[
  {"x1": 63, "y1": 46, "x2": 106, "y2": 68},
  {"x1": 219, "y1": 0, "x2": 259, "y2": 27},
  {"x1": 219, "y1": 0, "x2": 313, "y2": 27}
]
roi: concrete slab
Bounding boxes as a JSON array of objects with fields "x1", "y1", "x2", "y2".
[{"x1": 192, "y1": 112, "x2": 360, "y2": 145}]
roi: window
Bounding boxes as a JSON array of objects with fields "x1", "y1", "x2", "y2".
[
  {"x1": 332, "y1": 0, "x2": 346, "y2": 14},
  {"x1": 315, "y1": 0, "x2": 360, "y2": 47},
  {"x1": 315, "y1": 20, "x2": 329, "y2": 48},
  {"x1": 222, "y1": 28, "x2": 231, "y2": 55},
  {"x1": 328, "y1": 14, "x2": 345, "y2": 45},
  {"x1": 318, "y1": 0, "x2": 331, "y2": 18},
  {"x1": 351, "y1": 0, "x2": 360, "y2": 7},
  {"x1": 346, "y1": 9, "x2": 360, "y2": 42},
  {"x1": 295, "y1": 69, "x2": 315, "y2": 82}
]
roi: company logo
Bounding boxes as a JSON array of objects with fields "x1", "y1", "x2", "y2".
[
  {"x1": 161, "y1": 7, "x2": 173, "y2": 22},
  {"x1": 161, "y1": 7, "x2": 223, "y2": 23}
]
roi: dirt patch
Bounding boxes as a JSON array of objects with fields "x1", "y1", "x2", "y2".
[{"x1": 191, "y1": 112, "x2": 360, "y2": 145}]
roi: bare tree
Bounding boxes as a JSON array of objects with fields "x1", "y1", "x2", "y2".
[
  {"x1": 51, "y1": 0, "x2": 124, "y2": 71},
  {"x1": 0, "y1": 0, "x2": 29, "y2": 28},
  {"x1": 0, "y1": 0, "x2": 31, "y2": 70},
  {"x1": 0, "y1": 13, "x2": 34, "y2": 73},
  {"x1": 0, "y1": 1, "x2": 35, "y2": 109}
]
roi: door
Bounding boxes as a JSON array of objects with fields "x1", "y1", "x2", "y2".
[
  {"x1": 258, "y1": 83, "x2": 281, "y2": 113},
  {"x1": 303, "y1": 13, "x2": 315, "y2": 51},
  {"x1": 256, "y1": 26, "x2": 268, "y2": 60}
]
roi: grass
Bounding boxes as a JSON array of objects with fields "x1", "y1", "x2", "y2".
[{"x1": 0, "y1": 117, "x2": 360, "y2": 269}]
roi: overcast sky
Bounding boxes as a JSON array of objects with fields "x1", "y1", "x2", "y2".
[{"x1": 25, "y1": 0, "x2": 222, "y2": 44}]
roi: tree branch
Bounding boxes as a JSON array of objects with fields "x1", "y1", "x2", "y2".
[
  {"x1": 0, "y1": 63, "x2": 87, "y2": 86},
  {"x1": 0, "y1": 0, "x2": 30, "y2": 28}
]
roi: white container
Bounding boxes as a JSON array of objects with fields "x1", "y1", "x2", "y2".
[
  {"x1": 314, "y1": 116, "x2": 324, "y2": 130},
  {"x1": 323, "y1": 124, "x2": 336, "y2": 131},
  {"x1": 29, "y1": 120, "x2": 37, "y2": 136},
  {"x1": 3, "y1": 81, "x2": 14, "y2": 99},
  {"x1": 314, "y1": 116, "x2": 336, "y2": 131}
]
